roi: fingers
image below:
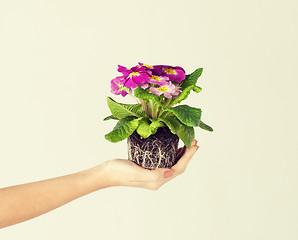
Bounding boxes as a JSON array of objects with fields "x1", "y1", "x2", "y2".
[
  {"x1": 171, "y1": 139, "x2": 199, "y2": 174},
  {"x1": 164, "y1": 170, "x2": 174, "y2": 178}
]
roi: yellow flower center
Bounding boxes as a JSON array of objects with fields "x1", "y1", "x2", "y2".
[
  {"x1": 157, "y1": 86, "x2": 168, "y2": 92},
  {"x1": 163, "y1": 67, "x2": 176, "y2": 74},
  {"x1": 129, "y1": 72, "x2": 140, "y2": 77},
  {"x1": 143, "y1": 64, "x2": 153, "y2": 69},
  {"x1": 150, "y1": 75, "x2": 161, "y2": 81}
]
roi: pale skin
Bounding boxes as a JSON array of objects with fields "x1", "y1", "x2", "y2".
[{"x1": 0, "y1": 140, "x2": 199, "y2": 229}]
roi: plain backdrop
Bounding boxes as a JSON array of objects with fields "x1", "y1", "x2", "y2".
[{"x1": 0, "y1": 0, "x2": 297, "y2": 239}]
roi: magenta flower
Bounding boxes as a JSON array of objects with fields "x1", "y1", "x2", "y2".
[
  {"x1": 124, "y1": 71, "x2": 150, "y2": 88},
  {"x1": 117, "y1": 65, "x2": 131, "y2": 76},
  {"x1": 132, "y1": 64, "x2": 152, "y2": 75},
  {"x1": 110, "y1": 76, "x2": 129, "y2": 97},
  {"x1": 118, "y1": 64, "x2": 152, "y2": 77},
  {"x1": 152, "y1": 65, "x2": 186, "y2": 83},
  {"x1": 138, "y1": 62, "x2": 154, "y2": 71},
  {"x1": 149, "y1": 81, "x2": 177, "y2": 98},
  {"x1": 117, "y1": 64, "x2": 151, "y2": 89}
]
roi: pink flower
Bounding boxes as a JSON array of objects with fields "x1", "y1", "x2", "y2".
[
  {"x1": 172, "y1": 83, "x2": 182, "y2": 98},
  {"x1": 147, "y1": 75, "x2": 169, "y2": 85},
  {"x1": 140, "y1": 82, "x2": 150, "y2": 89},
  {"x1": 110, "y1": 76, "x2": 129, "y2": 97},
  {"x1": 149, "y1": 81, "x2": 177, "y2": 98}
]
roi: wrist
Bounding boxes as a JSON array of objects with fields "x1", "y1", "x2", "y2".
[{"x1": 77, "y1": 161, "x2": 114, "y2": 192}]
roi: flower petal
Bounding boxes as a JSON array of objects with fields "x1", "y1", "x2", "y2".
[{"x1": 149, "y1": 86, "x2": 163, "y2": 96}]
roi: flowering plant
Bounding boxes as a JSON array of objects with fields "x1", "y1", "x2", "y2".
[{"x1": 104, "y1": 63, "x2": 213, "y2": 148}]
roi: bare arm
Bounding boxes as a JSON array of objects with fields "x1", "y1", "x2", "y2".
[
  {"x1": 0, "y1": 140, "x2": 199, "y2": 229},
  {"x1": 0, "y1": 164, "x2": 108, "y2": 229}
]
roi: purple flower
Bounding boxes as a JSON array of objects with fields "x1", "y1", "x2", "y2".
[
  {"x1": 110, "y1": 76, "x2": 129, "y2": 97},
  {"x1": 152, "y1": 65, "x2": 186, "y2": 83},
  {"x1": 149, "y1": 81, "x2": 177, "y2": 98}
]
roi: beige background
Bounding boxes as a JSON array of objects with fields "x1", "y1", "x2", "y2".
[{"x1": 1, "y1": 0, "x2": 298, "y2": 239}]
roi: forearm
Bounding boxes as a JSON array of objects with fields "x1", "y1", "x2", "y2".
[{"x1": 0, "y1": 163, "x2": 109, "y2": 229}]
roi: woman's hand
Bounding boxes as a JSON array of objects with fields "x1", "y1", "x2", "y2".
[{"x1": 101, "y1": 139, "x2": 199, "y2": 190}]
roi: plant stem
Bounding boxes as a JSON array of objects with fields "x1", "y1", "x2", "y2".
[
  {"x1": 149, "y1": 99, "x2": 157, "y2": 119},
  {"x1": 140, "y1": 99, "x2": 150, "y2": 117},
  {"x1": 156, "y1": 106, "x2": 162, "y2": 118},
  {"x1": 163, "y1": 98, "x2": 172, "y2": 109}
]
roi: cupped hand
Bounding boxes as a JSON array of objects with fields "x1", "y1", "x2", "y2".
[{"x1": 103, "y1": 140, "x2": 199, "y2": 190}]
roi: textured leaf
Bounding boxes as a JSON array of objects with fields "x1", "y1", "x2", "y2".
[
  {"x1": 133, "y1": 87, "x2": 163, "y2": 107},
  {"x1": 180, "y1": 68, "x2": 203, "y2": 90},
  {"x1": 199, "y1": 120, "x2": 213, "y2": 132},
  {"x1": 105, "y1": 116, "x2": 140, "y2": 143},
  {"x1": 159, "y1": 115, "x2": 195, "y2": 148},
  {"x1": 165, "y1": 105, "x2": 202, "y2": 127},
  {"x1": 177, "y1": 125, "x2": 195, "y2": 148},
  {"x1": 170, "y1": 85, "x2": 202, "y2": 106},
  {"x1": 170, "y1": 68, "x2": 203, "y2": 106},
  {"x1": 149, "y1": 121, "x2": 165, "y2": 135},
  {"x1": 136, "y1": 118, "x2": 151, "y2": 138},
  {"x1": 103, "y1": 115, "x2": 118, "y2": 121},
  {"x1": 107, "y1": 97, "x2": 144, "y2": 119},
  {"x1": 159, "y1": 116, "x2": 181, "y2": 134},
  {"x1": 136, "y1": 119, "x2": 165, "y2": 138}
]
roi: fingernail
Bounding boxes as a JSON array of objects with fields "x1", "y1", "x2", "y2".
[{"x1": 164, "y1": 170, "x2": 173, "y2": 178}]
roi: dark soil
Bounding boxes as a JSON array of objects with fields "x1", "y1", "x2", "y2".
[{"x1": 127, "y1": 127, "x2": 181, "y2": 170}]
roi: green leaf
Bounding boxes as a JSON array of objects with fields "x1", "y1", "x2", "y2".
[
  {"x1": 169, "y1": 68, "x2": 203, "y2": 106},
  {"x1": 159, "y1": 116, "x2": 181, "y2": 134},
  {"x1": 180, "y1": 68, "x2": 203, "y2": 90},
  {"x1": 136, "y1": 119, "x2": 165, "y2": 138},
  {"x1": 199, "y1": 120, "x2": 213, "y2": 132},
  {"x1": 159, "y1": 115, "x2": 195, "y2": 148},
  {"x1": 149, "y1": 121, "x2": 165, "y2": 135},
  {"x1": 177, "y1": 125, "x2": 195, "y2": 148},
  {"x1": 170, "y1": 85, "x2": 202, "y2": 106},
  {"x1": 103, "y1": 115, "x2": 118, "y2": 121},
  {"x1": 133, "y1": 87, "x2": 163, "y2": 107},
  {"x1": 164, "y1": 105, "x2": 202, "y2": 127},
  {"x1": 136, "y1": 118, "x2": 151, "y2": 138},
  {"x1": 107, "y1": 97, "x2": 144, "y2": 119},
  {"x1": 105, "y1": 116, "x2": 140, "y2": 143}
]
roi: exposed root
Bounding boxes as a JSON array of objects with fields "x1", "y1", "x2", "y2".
[{"x1": 127, "y1": 127, "x2": 179, "y2": 170}]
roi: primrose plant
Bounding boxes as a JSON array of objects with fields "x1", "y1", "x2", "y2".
[{"x1": 104, "y1": 63, "x2": 213, "y2": 148}]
